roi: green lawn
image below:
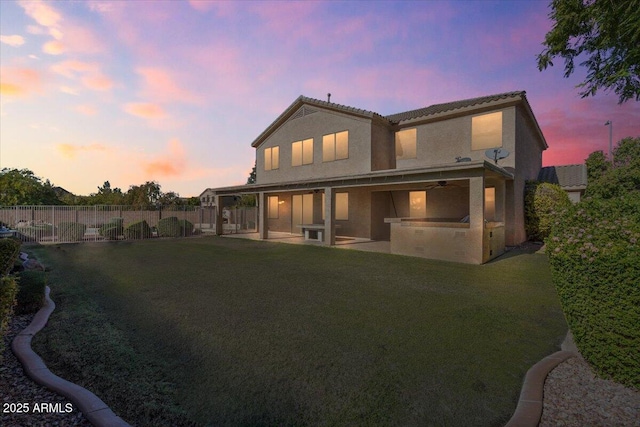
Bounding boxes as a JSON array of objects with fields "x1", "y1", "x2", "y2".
[{"x1": 30, "y1": 237, "x2": 566, "y2": 426}]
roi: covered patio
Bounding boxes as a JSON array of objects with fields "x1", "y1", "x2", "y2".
[{"x1": 211, "y1": 160, "x2": 512, "y2": 264}]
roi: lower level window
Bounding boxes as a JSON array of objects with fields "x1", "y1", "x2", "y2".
[{"x1": 268, "y1": 196, "x2": 279, "y2": 219}]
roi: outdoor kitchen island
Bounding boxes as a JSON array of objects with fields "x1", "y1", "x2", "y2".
[{"x1": 384, "y1": 217, "x2": 504, "y2": 264}]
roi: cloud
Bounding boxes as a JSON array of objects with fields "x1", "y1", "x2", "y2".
[
  {"x1": 56, "y1": 143, "x2": 108, "y2": 159},
  {"x1": 135, "y1": 67, "x2": 202, "y2": 104},
  {"x1": 142, "y1": 139, "x2": 187, "y2": 177},
  {"x1": 124, "y1": 102, "x2": 165, "y2": 119},
  {"x1": 87, "y1": 1, "x2": 114, "y2": 14},
  {"x1": 19, "y1": 1, "x2": 62, "y2": 28},
  {"x1": 51, "y1": 60, "x2": 114, "y2": 92},
  {"x1": 43, "y1": 39, "x2": 65, "y2": 55},
  {"x1": 0, "y1": 35, "x2": 25, "y2": 47},
  {"x1": 82, "y1": 73, "x2": 114, "y2": 91},
  {"x1": 20, "y1": 0, "x2": 106, "y2": 57},
  {"x1": 75, "y1": 104, "x2": 98, "y2": 116},
  {"x1": 188, "y1": 0, "x2": 236, "y2": 15},
  {"x1": 0, "y1": 67, "x2": 43, "y2": 97},
  {"x1": 60, "y1": 86, "x2": 79, "y2": 95}
]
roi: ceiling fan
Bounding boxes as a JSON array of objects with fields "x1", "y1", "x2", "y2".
[{"x1": 425, "y1": 180, "x2": 462, "y2": 189}]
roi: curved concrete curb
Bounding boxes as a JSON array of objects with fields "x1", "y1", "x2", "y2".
[
  {"x1": 504, "y1": 350, "x2": 576, "y2": 426},
  {"x1": 12, "y1": 286, "x2": 131, "y2": 427}
]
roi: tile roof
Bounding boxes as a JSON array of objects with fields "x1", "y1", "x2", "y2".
[
  {"x1": 538, "y1": 164, "x2": 588, "y2": 189},
  {"x1": 299, "y1": 96, "x2": 386, "y2": 120},
  {"x1": 252, "y1": 90, "x2": 535, "y2": 147},
  {"x1": 385, "y1": 91, "x2": 526, "y2": 123}
]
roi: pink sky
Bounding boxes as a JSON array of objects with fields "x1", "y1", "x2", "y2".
[{"x1": 1, "y1": 0, "x2": 638, "y2": 197}]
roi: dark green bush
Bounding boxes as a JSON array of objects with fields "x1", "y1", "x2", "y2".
[
  {"x1": 157, "y1": 217, "x2": 181, "y2": 237},
  {"x1": 180, "y1": 219, "x2": 194, "y2": 237},
  {"x1": 58, "y1": 222, "x2": 87, "y2": 242},
  {"x1": 100, "y1": 218, "x2": 124, "y2": 240},
  {"x1": 101, "y1": 226, "x2": 122, "y2": 240},
  {"x1": 15, "y1": 270, "x2": 46, "y2": 315},
  {"x1": 124, "y1": 220, "x2": 152, "y2": 239},
  {"x1": 546, "y1": 193, "x2": 640, "y2": 389},
  {"x1": 0, "y1": 275, "x2": 19, "y2": 363},
  {"x1": 524, "y1": 181, "x2": 571, "y2": 241},
  {"x1": 16, "y1": 224, "x2": 55, "y2": 241},
  {"x1": 0, "y1": 238, "x2": 21, "y2": 276}
]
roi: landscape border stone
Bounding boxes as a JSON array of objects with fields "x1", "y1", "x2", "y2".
[
  {"x1": 505, "y1": 349, "x2": 576, "y2": 426},
  {"x1": 11, "y1": 286, "x2": 131, "y2": 427}
]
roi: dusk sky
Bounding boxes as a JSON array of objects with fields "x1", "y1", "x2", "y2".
[{"x1": 1, "y1": 0, "x2": 638, "y2": 197}]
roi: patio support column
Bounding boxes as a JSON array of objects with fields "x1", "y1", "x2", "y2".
[
  {"x1": 469, "y1": 175, "x2": 485, "y2": 264},
  {"x1": 495, "y1": 179, "x2": 506, "y2": 223},
  {"x1": 258, "y1": 192, "x2": 268, "y2": 240},
  {"x1": 324, "y1": 187, "x2": 336, "y2": 246},
  {"x1": 214, "y1": 195, "x2": 223, "y2": 236}
]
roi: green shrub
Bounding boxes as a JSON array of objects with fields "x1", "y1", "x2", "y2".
[
  {"x1": 124, "y1": 220, "x2": 152, "y2": 239},
  {"x1": 180, "y1": 219, "x2": 194, "y2": 237},
  {"x1": 58, "y1": 222, "x2": 87, "y2": 242},
  {"x1": 524, "y1": 181, "x2": 571, "y2": 241},
  {"x1": 157, "y1": 217, "x2": 181, "y2": 237},
  {"x1": 100, "y1": 218, "x2": 124, "y2": 240},
  {"x1": 16, "y1": 224, "x2": 55, "y2": 241},
  {"x1": 0, "y1": 238, "x2": 21, "y2": 276},
  {"x1": 15, "y1": 270, "x2": 46, "y2": 315},
  {"x1": 101, "y1": 226, "x2": 122, "y2": 240},
  {"x1": 0, "y1": 275, "x2": 19, "y2": 363},
  {"x1": 546, "y1": 193, "x2": 640, "y2": 389}
]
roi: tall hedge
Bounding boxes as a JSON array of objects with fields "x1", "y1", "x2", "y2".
[
  {"x1": 546, "y1": 194, "x2": 640, "y2": 389},
  {"x1": 524, "y1": 181, "x2": 571, "y2": 241}
]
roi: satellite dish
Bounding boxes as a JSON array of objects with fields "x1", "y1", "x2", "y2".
[{"x1": 485, "y1": 148, "x2": 510, "y2": 165}]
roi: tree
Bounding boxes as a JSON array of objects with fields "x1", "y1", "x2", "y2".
[
  {"x1": 585, "y1": 136, "x2": 640, "y2": 198},
  {"x1": 89, "y1": 181, "x2": 125, "y2": 205},
  {"x1": 124, "y1": 181, "x2": 162, "y2": 209},
  {"x1": 246, "y1": 163, "x2": 256, "y2": 184},
  {"x1": 585, "y1": 150, "x2": 610, "y2": 183},
  {"x1": 0, "y1": 168, "x2": 62, "y2": 205},
  {"x1": 537, "y1": 0, "x2": 640, "y2": 103}
]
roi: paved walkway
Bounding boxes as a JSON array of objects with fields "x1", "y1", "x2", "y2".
[{"x1": 221, "y1": 231, "x2": 392, "y2": 253}]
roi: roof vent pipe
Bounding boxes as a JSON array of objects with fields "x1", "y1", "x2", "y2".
[{"x1": 327, "y1": 93, "x2": 331, "y2": 103}]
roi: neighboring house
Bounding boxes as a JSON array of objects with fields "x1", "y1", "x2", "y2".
[
  {"x1": 199, "y1": 189, "x2": 216, "y2": 207},
  {"x1": 205, "y1": 91, "x2": 547, "y2": 264},
  {"x1": 537, "y1": 164, "x2": 588, "y2": 203}
]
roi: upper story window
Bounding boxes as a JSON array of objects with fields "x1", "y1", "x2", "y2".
[
  {"x1": 292, "y1": 138, "x2": 313, "y2": 166},
  {"x1": 395, "y1": 128, "x2": 417, "y2": 160},
  {"x1": 323, "y1": 131, "x2": 349, "y2": 162},
  {"x1": 472, "y1": 111, "x2": 502, "y2": 150},
  {"x1": 264, "y1": 146, "x2": 279, "y2": 170}
]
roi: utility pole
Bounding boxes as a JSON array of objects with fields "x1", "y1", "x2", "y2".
[{"x1": 604, "y1": 120, "x2": 613, "y2": 161}]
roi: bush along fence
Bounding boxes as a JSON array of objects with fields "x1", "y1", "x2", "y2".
[{"x1": 0, "y1": 205, "x2": 258, "y2": 244}]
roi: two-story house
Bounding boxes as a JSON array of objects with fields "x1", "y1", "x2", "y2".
[{"x1": 206, "y1": 91, "x2": 547, "y2": 264}]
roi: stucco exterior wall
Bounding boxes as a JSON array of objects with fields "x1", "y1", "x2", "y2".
[
  {"x1": 509, "y1": 106, "x2": 545, "y2": 244},
  {"x1": 256, "y1": 108, "x2": 374, "y2": 185},
  {"x1": 395, "y1": 107, "x2": 517, "y2": 170},
  {"x1": 371, "y1": 121, "x2": 395, "y2": 171}
]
